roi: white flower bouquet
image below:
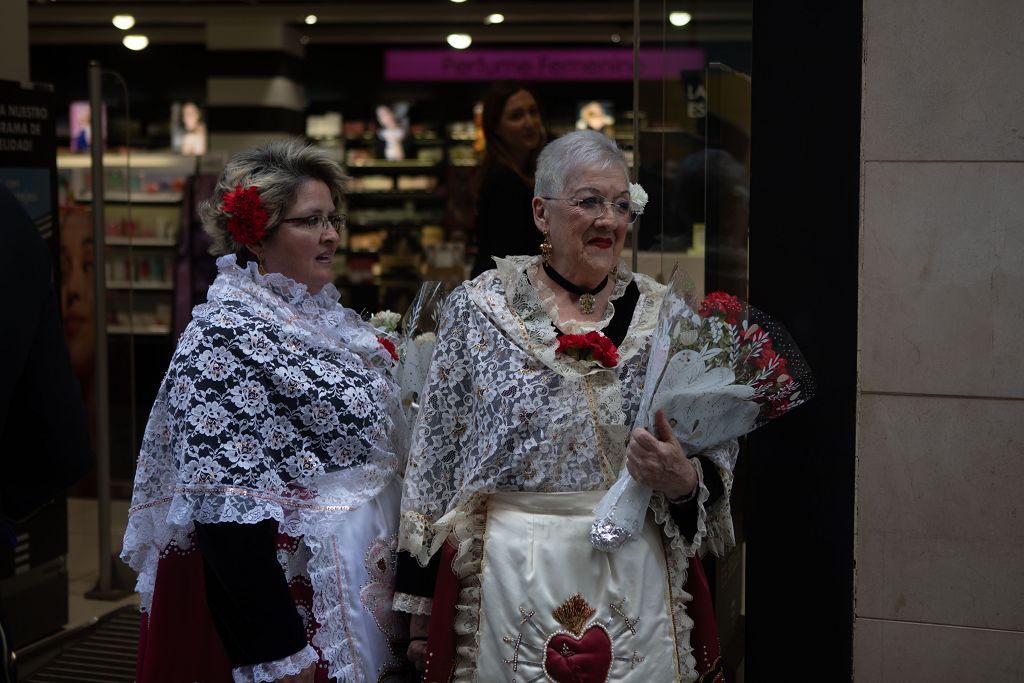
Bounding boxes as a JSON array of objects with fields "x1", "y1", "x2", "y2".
[{"x1": 591, "y1": 267, "x2": 814, "y2": 551}]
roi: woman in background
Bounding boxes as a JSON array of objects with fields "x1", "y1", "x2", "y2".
[{"x1": 470, "y1": 82, "x2": 547, "y2": 277}]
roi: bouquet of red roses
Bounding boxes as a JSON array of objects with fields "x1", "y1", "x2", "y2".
[{"x1": 592, "y1": 268, "x2": 813, "y2": 551}]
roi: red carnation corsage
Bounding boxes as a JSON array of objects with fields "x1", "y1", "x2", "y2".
[
  {"x1": 556, "y1": 331, "x2": 618, "y2": 368},
  {"x1": 221, "y1": 184, "x2": 269, "y2": 245},
  {"x1": 698, "y1": 290, "x2": 743, "y2": 325},
  {"x1": 377, "y1": 336, "x2": 399, "y2": 362}
]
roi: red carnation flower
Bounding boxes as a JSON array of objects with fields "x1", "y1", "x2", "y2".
[
  {"x1": 698, "y1": 291, "x2": 743, "y2": 325},
  {"x1": 377, "y1": 336, "x2": 399, "y2": 362},
  {"x1": 555, "y1": 331, "x2": 618, "y2": 368},
  {"x1": 221, "y1": 184, "x2": 269, "y2": 245}
]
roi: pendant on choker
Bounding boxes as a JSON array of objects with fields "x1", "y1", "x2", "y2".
[{"x1": 542, "y1": 262, "x2": 607, "y2": 314}]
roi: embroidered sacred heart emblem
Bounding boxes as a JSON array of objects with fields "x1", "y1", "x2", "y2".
[{"x1": 543, "y1": 625, "x2": 613, "y2": 683}]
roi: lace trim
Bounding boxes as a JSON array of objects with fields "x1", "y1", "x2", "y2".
[
  {"x1": 392, "y1": 591, "x2": 433, "y2": 616},
  {"x1": 528, "y1": 258, "x2": 630, "y2": 334},
  {"x1": 471, "y1": 255, "x2": 662, "y2": 381},
  {"x1": 232, "y1": 644, "x2": 318, "y2": 683},
  {"x1": 649, "y1": 441, "x2": 738, "y2": 560},
  {"x1": 662, "y1": 539, "x2": 699, "y2": 681},
  {"x1": 220, "y1": 254, "x2": 339, "y2": 310},
  {"x1": 447, "y1": 505, "x2": 488, "y2": 683}
]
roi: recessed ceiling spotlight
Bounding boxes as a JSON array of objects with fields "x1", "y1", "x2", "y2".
[
  {"x1": 112, "y1": 14, "x2": 135, "y2": 30},
  {"x1": 484, "y1": 13, "x2": 504, "y2": 25},
  {"x1": 122, "y1": 34, "x2": 149, "y2": 51},
  {"x1": 611, "y1": 33, "x2": 621, "y2": 43},
  {"x1": 450, "y1": 0, "x2": 468, "y2": 3},
  {"x1": 669, "y1": 12, "x2": 692, "y2": 27},
  {"x1": 447, "y1": 33, "x2": 472, "y2": 49},
  {"x1": 304, "y1": 14, "x2": 317, "y2": 25},
  {"x1": 300, "y1": 35, "x2": 311, "y2": 45}
]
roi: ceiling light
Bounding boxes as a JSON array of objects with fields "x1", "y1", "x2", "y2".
[
  {"x1": 450, "y1": 0, "x2": 467, "y2": 3},
  {"x1": 122, "y1": 34, "x2": 149, "y2": 51},
  {"x1": 611, "y1": 33, "x2": 621, "y2": 43},
  {"x1": 669, "y1": 12, "x2": 692, "y2": 27},
  {"x1": 484, "y1": 13, "x2": 504, "y2": 25},
  {"x1": 447, "y1": 33, "x2": 472, "y2": 49},
  {"x1": 300, "y1": 35, "x2": 310, "y2": 45},
  {"x1": 304, "y1": 14, "x2": 317, "y2": 25},
  {"x1": 111, "y1": 14, "x2": 135, "y2": 30}
]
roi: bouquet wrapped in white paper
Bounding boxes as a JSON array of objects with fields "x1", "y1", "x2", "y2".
[
  {"x1": 398, "y1": 281, "x2": 452, "y2": 426},
  {"x1": 591, "y1": 268, "x2": 814, "y2": 551}
]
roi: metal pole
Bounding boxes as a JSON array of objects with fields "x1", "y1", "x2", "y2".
[
  {"x1": 86, "y1": 59, "x2": 114, "y2": 597},
  {"x1": 632, "y1": 0, "x2": 641, "y2": 275}
]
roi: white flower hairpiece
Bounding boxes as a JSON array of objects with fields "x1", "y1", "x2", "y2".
[{"x1": 629, "y1": 182, "x2": 648, "y2": 215}]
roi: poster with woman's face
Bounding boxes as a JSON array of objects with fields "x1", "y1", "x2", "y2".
[
  {"x1": 171, "y1": 101, "x2": 207, "y2": 156},
  {"x1": 59, "y1": 206, "x2": 96, "y2": 423},
  {"x1": 576, "y1": 100, "x2": 615, "y2": 135},
  {"x1": 69, "y1": 101, "x2": 106, "y2": 153}
]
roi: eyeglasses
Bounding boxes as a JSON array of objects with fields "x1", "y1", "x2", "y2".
[
  {"x1": 279, "y1": 214, "x2": 346, "y2": 233},
  {"x1": 540, "y1": 195, "x2": 639, "y2": 224}
]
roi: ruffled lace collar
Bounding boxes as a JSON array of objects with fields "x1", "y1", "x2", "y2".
[
  {"x1": 470, "y1": 255, "x2": 660, "y2": 379},
  {"x1": 209, "y1": 254, "x2": 389, "y2": 370},
  {"x1": 215, "y1": 254, "x2": 341, "y2": 311}
]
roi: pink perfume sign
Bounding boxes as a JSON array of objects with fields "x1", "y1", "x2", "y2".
[{"x1": 385, "y1": 48, "x2": 705, "y2": 82}]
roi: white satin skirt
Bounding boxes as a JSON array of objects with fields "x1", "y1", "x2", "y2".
[{"x1": 467, "y1": 491, "x2": 683, "y2": 682}]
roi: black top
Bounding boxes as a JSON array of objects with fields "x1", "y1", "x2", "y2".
[
  {"x1": 471, "y1": 164, "x2": 540, "y2": 277},
  {"x1": 0, "y1": 185, "x2": 92, "y2": 521},
  {"x1": 195, "y1": 520, "x2": 308, "y2": 667}
]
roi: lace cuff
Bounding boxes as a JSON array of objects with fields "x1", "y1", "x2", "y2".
[
  {"x1": 231, "y1": 644, "x2": 318, "y2": 683},
  {"x1": 650, "y1": 456, "x2": 735, "y2": 559},
  {"x1": 393, "y1": 591, "x2": 433, "y2": 615}
]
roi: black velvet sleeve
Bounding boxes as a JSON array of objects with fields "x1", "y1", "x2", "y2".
[
  {"x1": 668, "y1": 454, "x2": 727, "y2": 543},
  {"x1": 395, "y1": 549, "x2": 442, "y2": 601},
  {"x1": 194, "y1": 520, "x2": 308, "y2": 667}
]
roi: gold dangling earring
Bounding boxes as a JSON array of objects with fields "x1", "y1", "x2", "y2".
[
  {"x1": 540, "y1": 229, "x2": 553, "y2": 264},
  {"x1": 257, "y1": 251, "x2": 267, "y2": 275}
]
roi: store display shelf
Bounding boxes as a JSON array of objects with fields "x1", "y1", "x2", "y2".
[
  {"x1": 346, "y1": 160, "x2": 442, "y2": 171},
  {"x1": 76, "y1": 191, "x2": 184, "y2": 204},
  {"x1": 106, "y1": 280, "x2": 174, "y2": 290},
  {"x1": 448, "y1": 132, "x2": 476, "y2": 142},
  {"x1": 450, "y1": 159, "x2": 479, "y2": 167},
  {"x1": 346, "y1": 191, "x2": 443, "y2": 200},
  {"x1": 106, "y1": 236, "x2": 177, "y2": 247},
  {"x1": 107, "y1": 324, "x2": 172, "y2": 335},
  {"x1": 348, "y1": 221, "x2": 427, "y2": 231}
]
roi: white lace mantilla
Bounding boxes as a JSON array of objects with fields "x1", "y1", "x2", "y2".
[
  {"x1": 121, "y1": 255, "x2": 406, "y2": 680},
  {"x1": 397, "y1": 255, "x2": 736, "y2": 569}
]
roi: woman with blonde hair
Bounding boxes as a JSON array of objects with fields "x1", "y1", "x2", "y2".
[{"x1": 123, "y1": 139, "x2": 409, "y2": 683}]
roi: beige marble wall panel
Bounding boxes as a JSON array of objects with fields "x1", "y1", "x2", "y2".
[
  {"x1": 863, "y1": 0, "x2": 1024, "y2": 161},
  {"x1": 861, "y1": 162, "x2": 1024, "y2": 398},
  {"x1": 854, "y1": 618, "x2": 1024, "y2": 682},
  {"x1": 856, "y1": 394, "x2": 1024, "y2": 630}
]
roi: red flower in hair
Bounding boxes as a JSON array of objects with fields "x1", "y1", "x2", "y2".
[
  {"x1": 221, "y1": 185, "x2": 269, "y2": 245},
  {"x1": 377, "y1": 337, "x2": 399, "y2": 362},
  {"x1": 698, "y1": 291, "x2": 743, "y2": 325},
  {"x1": 556, "y1": 331, "x2": 618, "y2": 368}
]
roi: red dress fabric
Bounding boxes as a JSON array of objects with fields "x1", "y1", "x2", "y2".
[
  {"x1": 137, "y1": 534, "x2": 334, "y2": 683},
  {"x1": 137, "y1": 546, "x2": 233, "y2": 683}
]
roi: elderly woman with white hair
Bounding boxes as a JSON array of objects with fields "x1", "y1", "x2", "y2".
[
  {"x1": 122, "y1": 140, "x2": 408, "y2": 683},
  {"x1": 394, "y1": 130, "x2": 737, "y2": 682}
]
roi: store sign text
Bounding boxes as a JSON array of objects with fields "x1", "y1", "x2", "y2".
[{"x1": 385, "y1": 48, "x2": 705, "y2": 82}]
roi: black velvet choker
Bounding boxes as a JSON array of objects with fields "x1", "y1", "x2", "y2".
[{"x1": 542, "y1": 262, "x2": 609, "y2": 314}]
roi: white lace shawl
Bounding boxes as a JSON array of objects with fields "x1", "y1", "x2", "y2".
[
  {"x1": 397, "y1": 255, "x2": 737, "y2": 567},
  {"x1": 121, "y1": 255, "x2": 405, "y2": 679}
]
